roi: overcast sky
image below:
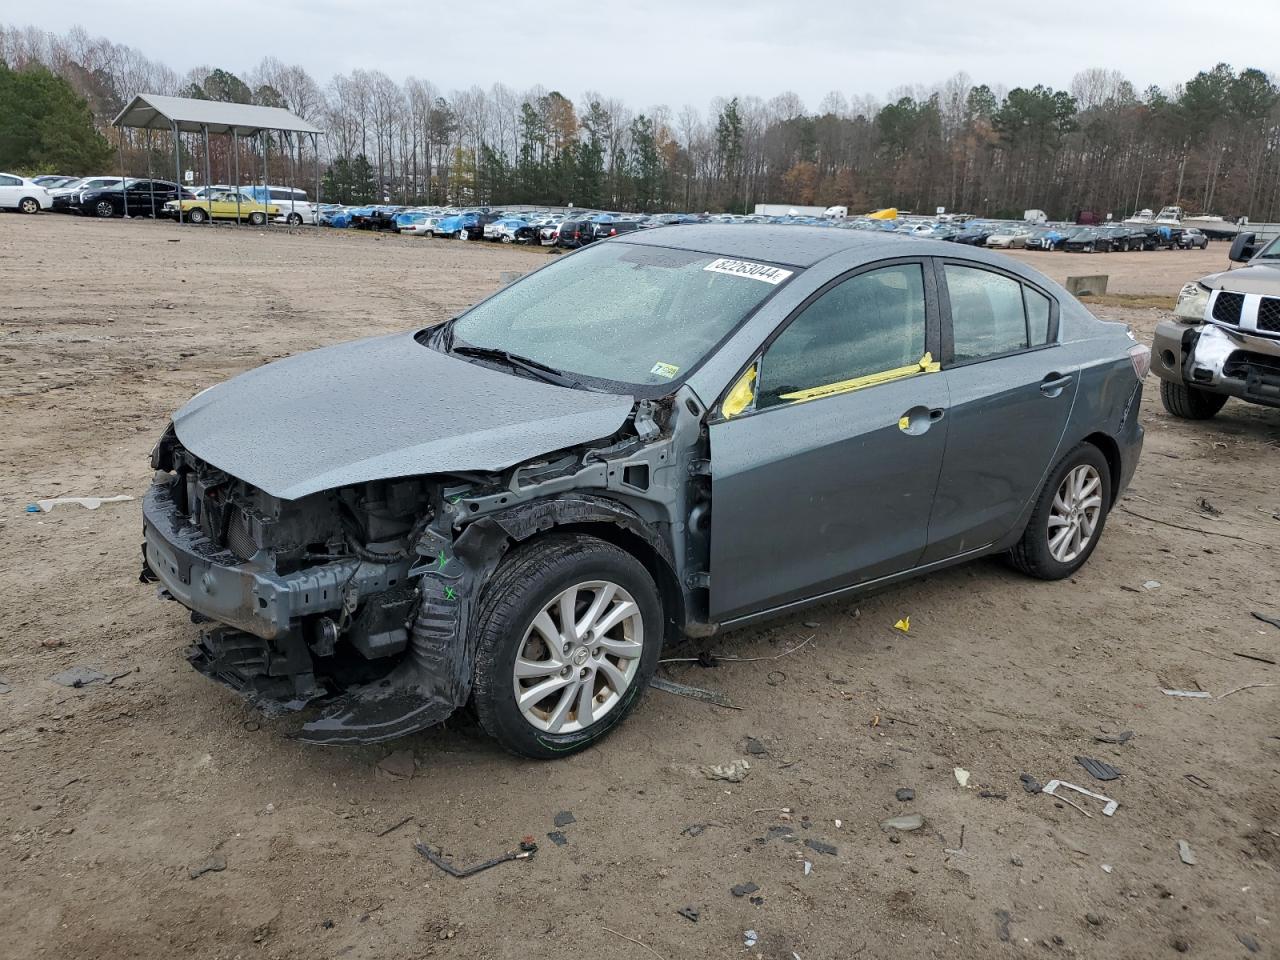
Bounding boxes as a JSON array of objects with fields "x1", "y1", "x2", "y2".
[{"x1": 19, "y1": 0, "x2": 1280, "y2": 110}]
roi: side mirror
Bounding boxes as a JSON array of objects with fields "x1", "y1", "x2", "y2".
[{"x1": 1229, "y1": 232, "x2": 1258, "y2": 263}]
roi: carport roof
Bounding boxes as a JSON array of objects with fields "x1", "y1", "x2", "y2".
[{"x1": 112, "y1": 93, "x2": 323, "y2": 137}]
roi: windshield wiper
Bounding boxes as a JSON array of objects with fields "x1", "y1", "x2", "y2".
[{"x1": 451, "y1": 343, "x2": 582, "y2": 389}]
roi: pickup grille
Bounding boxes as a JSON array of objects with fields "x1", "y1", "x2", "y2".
[
  {"x1": 1212, "y1": 291, "x2": 1244, "y2": 325},
  {"x1": 1258, "y1": 296, "x2": 1280, "y2": 334}
]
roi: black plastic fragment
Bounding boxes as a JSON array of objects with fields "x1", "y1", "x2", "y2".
[
  {"x1": 730, "y1": 882, "x2": 759, "y2": 897},
  {"x1": 1075, "y1": 756, "x2": 1121, "y2": 782},
  {"x1": 547, "y1": 831, "x2": 568, "y2": 847},
  {"x1": 804, "y1": 839, "x2": 837, "y2": 856},
  {"x1": 1094, "y1": 730, "x2": 1135, "y2": 745},
  {"x1": 553, "y1": 811, "x2": 576, "y2": 828},
  {"x1": 677, "y1": 906, "x2": 700, "y2": 923},
  {"x1": 1019, "y1": 773, "x2": 1043, "y2": 794}
]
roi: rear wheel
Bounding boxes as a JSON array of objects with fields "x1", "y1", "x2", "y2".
[
  {"x1": 188, "y1": 207, "x2": 207, "y2": 224},
  {"x1": 1009, "y1": 443, "x2": 1111, "y2": 580},
  {"x1": 1160, "y1": 379, "x2": 1228, "y2": 419},
  {"x1": 472, "y1": 533, "x2": 662, "y2": 759},
  {"x1": 18, "y1": 197, "x2": 40, "y2": 214},
  {"x1": 455, "y1": 229, "x2": 467, "y2": 240}
]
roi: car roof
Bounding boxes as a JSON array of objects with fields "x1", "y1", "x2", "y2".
[{"x1": 617, "y1": 223, "x2": 919, "y2": 267}]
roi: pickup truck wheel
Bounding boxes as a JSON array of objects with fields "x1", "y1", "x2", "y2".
[
  {"x1": 1160, "y1": 379, "x2": 1228, "y2": 419},
  {"x1": 1008, "y1": 443, "x2": 1111, "y2": 580},
  {"x1": 472, "y1": 533, "x2": 661, "y2": 759}
]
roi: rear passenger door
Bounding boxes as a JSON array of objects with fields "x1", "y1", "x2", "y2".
[
  {"x1": 0, "y1": 174, "x2": 21, "y2": 207},
  {"x1": 921, "y1": 260, "x2": 1078, "y2": 563}
]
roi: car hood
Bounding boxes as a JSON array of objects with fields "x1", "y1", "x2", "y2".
[
  {"x1": 1200, "y1": 262, "x2": 1280, "y2": 294},
  {"x1": 172, "y1": 331, "x2": 635, "y2": 500}
]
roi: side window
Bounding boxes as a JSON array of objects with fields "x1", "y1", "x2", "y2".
[
  {"x1": 944, "y1": 264, "x2": 1036, "y2": 361},
  {"x1": 757, "y1": 263, "x2": 928, "y2": 409},
  {"x1": 0, "y1": 174, "x2": 21, "y2": 186},
  {"x1": 1025, "y1": 287, "x2": 1051, "y2": 345}
]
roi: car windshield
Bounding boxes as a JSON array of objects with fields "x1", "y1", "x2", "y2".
[
  {"x1": 443, "y1": 241, "x2": 796, "y2": 390},
  {"x1": 1256, "y1": 236, "x2": 1280, "y2": 259}
]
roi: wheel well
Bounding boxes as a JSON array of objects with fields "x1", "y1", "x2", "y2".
[
  {"x1": 1082, "y1": 432, "x2": 1121, "y2": 507},
  {"x1": 543, "y1": 521, "x2": 685, "y2": 644}
]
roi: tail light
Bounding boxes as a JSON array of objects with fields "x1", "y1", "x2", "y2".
[
  {"x1": 608, "y1": 227, "x2": 617, "y2": 236},
  {"x1": 1128, "y1": 342, "x2": 1151, "y2": 380}
]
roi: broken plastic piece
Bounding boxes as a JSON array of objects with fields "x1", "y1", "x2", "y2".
[
  {"x1": 33, "y1": 495, "x2": 134, "y2": 512},
  {"x1": 731, "y1": 881, "x2": 760, "y2": 897},
  {"x1": 651, "y1": 675, "x2": 741, "y2": 710},
  {"x1": 721, "y1": 365, "x2": 757, "y2": 419},
  {"x1": 954, "y1": 767, "x2": 971, "y2": 787},
  {"x1": 1161, "y1": 689, "x2": 1212, "y2": 699},
  {"x1": 894, "y1": 617, "x2": 910, "y2": 633},
  {"x1": 880, "y1": 813, "x2": 925, "y2": 831},
  {"x1": 1042, "y1": 780, "x2": 1119, "y2": 817},
  {"x1": 702, "y1": 759, "x2": 751, "y2": 782},
  {"x1": 1075, "y1": 756, "x2": 1122, "y2": 782},
  {"x1": 1177, "y1": 839, "x2": 1196, "y2": 865}
]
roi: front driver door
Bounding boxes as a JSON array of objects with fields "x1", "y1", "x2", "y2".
[{"x1": 708, "y1": 259, "x2": 949, "y2": 622}]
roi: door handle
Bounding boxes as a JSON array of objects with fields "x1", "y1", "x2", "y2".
[
  {"x1": 1040, "y1": 373, "x2": 1073, "y2": 396},
  {"x1": 898, "y1": 406, "x2": 945, "y2": 435}
]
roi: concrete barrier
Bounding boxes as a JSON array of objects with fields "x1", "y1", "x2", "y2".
[{"x1": 1066, "y1": 274, "x2": 1109, "y2": 297}]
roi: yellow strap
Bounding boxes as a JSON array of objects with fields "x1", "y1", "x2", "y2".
[
  {"x1": 780, "y1": 352, "x2": 939, "y2": 403},
  {"x1": 722, "y1": 365, "x2": 758, "y2": 419}
]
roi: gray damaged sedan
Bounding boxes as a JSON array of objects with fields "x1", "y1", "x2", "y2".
[{"x1": 142, "y1": 226, "x2": 1147, "y2": 757}]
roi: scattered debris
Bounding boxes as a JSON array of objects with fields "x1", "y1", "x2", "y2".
[
  {"x1": 1042, "y1": 780, "x2": 1118, "y2": 817},
  {"x1": 1234, "y1": 651, "x2": 1277, "y2": 665},
  {"x1": 414, "y1": 838, "x2": 536, "y2": 879},
  {"x1": 954, "y1": 767, "x2": 971, "y2": 787},
  {"x1": 744, "y1": 930, "x2": 758, "y2": 948},
  {"x1": 995, "y1": 909, "x2": 1013, "y2": 942},
  {"x1": 979, "y1": 791, "x2": 1008, "y2": 800},
  {"x1": 0, "y1": 675, "x2": 9, "y2": 695},
  {"x1": 1086, "y1": 912, "x2": 1102, "y2": 927},
  {"x1": 880, "y1": 813, "x2": 925, "y2": 832},
  {"x1": 893, "y1": 617, "x2": 910, "y2": 633},
  {"x1": 1251, "y1": 611, "x2": 1280, "y2": 631},
  {"x1": 658, "y1": 635, "x2": 813, "y2": 666},
  {"x1": 1142, "y1": 580, "x2": 1162, "y2": 591},
  {"x1": 677, "y1": 906, "x2": 700, "y2": 923},
  {"x1": 701, "y1": 759, "x2": 751, "y2": 783},
  {"x1": 1019, "y1": 773, "x2": 1043, "y2": 794},
  {"x1": 895, "y1": 788, "x2": 915, "y2": 802},
  {"x1": 681, "y1": 824, "x2": 707, "y2": 838},
  {"x1": 1075, "y1": 756, "x2": 1122, "y2": 782},
  {"x1": 1177, "y1": 840, "x2": 1196, "y2": 865},
  {"x1": 1218, "y1": 682, "x2": 1278, "y2": 699},
  {"x1": 1237, "y1": 933, "x2": 1260, "y2": 954},
  {"x1": 28, "y1": 494, "x2": 134, "y2": 513},
  {"x1": 188, "y1": 853, "x2": 227, "y2": 879},
  {"x1": 1184, "y1": 774, "x2": 1211, "y2": 790},
  {"x1": 650, "y1": 675, "x2": 741, "y2": 710},
  {"x1": 546, "y1": 831, "x2": 567, "y2": 847},
  {"x1": 602, "y1": 926, "x2": 668, "y2": 960},
  {"x1": 803, "y1": 860, "x2": 812, "y2": 876},
  {"x1": 553, "y1": 811, "x2": 576, "y2": 828},
  {"x1": 804, "y1": 839, "x2": 837, "y2": 856},
  {"x1": 1196, "y1": 497, "x2": 1222, "y2": 518},
  {"x1": 730, "y1": 882, "x2": 760, "y2": 898},
  {"x1": 321, "y1": 919, "x2": 334, "y2": 929},
  {"x1": 1094, "y1": 730, "x2": 1134, "y2": 745},
  {"x1": 375, "y1": 815, "x2": 414, "y2": 838},
  {"x1": 766, "y1": 671, "x2": 786, "y2": 686},
  {"x1": 1161, "y1": 688, "x2": 1211, "y2": 699},
  {"x1": 50, "y1": 666, "x2": 107, "y2": 688},
  {"x1": 377, "y1": 749, "x2": 415, "y2": 779},
  {"x1": 1101, "y1": 864, "x2": 1113, "y2": 874},
  {"x1": 763, "y1": 825, "x2": 795, "y2": 842},
  {"x1": 834, "y1": 819, "x2": 842, "y2": 828},
  {"x1": 744, "y1": 737, "x2": 767, "y2": 756},
  {"x1": 1010, "y1": 856, "x2": 1023, "y2": 867}
]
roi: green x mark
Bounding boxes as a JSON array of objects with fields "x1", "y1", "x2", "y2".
[
  {"x1": 435, "y1": 550, "x2": 449, "y2": 571},
  {"x1": 443, "y1": 586, "x2": 457, "y2": 601}
]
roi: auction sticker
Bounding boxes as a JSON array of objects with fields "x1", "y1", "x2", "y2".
[
  {"x1": 704, "y1": 257, "x2": 793, "y2": 285},
  {"x1": 650, "y1": 362, "x2": 680, "y2": 379}
]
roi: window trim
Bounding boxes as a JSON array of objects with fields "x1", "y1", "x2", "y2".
[
  {"x1": 711, "y1": 255, "x2": 942, "y2": 422},
  {"x1": 932, "y1": 258, "x2": 1060, "y2": 368}
]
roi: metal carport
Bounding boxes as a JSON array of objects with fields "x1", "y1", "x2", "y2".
[{"x1": 111, "y1": 93, "x2": 324, "y2": 225}]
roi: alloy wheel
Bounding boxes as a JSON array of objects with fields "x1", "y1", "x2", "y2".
[
  {"x1": 1047, "y1": 464, "x2": 1103, "y2": 563},
  {"x1": 512, "y1": 580, "x2": 644, "y2": 734},
  {"x1": 20, "y1": 198, "x2": 38, "y2": 214}
]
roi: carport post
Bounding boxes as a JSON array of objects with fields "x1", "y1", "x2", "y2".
[
  {"x1": 289, "y1": 132, "x2": 297, "y2": 223},
  {"x1": 201, "y1": 125, "x2": 213, "y2": 226},
  {"x1": 146, "y1": 129, "x2": 156, "y2": 217},
  {"x1": 313, "y1": 132, "x2": 321, "y2": 228},
  {"x1": 233, "y1": 131, "x2": 242, "y2": 221},
  {"x1": 118, "y1": 128, "x2": 129, "y2": 218},
  {"x1": 261, "y1": 130, "x2": 269, "y2": 229},
  {"x1": 171, "y1": 120, "x2": 183, "y2": 225}
]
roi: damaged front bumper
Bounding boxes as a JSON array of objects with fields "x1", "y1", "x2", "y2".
[{"x1": 1153, "y1": 320, "x2": 1280, "y2": 408}]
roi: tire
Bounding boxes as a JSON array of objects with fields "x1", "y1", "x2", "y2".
[
  {"x1": 455, "y1": 229, "x2": 467, "y2": 240},
  {"x1": 1160, "y1": 379, "x2": 1228, "y2": 419},
  {"x1": 188, "y1": 207, "x2": 207, "y2": 224},
  {"x1": 471, "y1": 533, "x2": 662, "y2": 759},
  {"x1": 249, "y1": 211, "x2": 266, "y2": 226},
  {"x1": 286, "y1": 213, "x2": 302, "y2": 226},
  {"x1": 1008, "y1": 442, "x2": 1112, "y2": 580},
  {"x1": 18, "y1": 197, "x2": 40, "y2": 214},
  {"x1": 94, "y1": 200, "x2": 116, "y2": 218},
  {"x1": 501, "y1": 234, "x2": 513, "y2": 243}
]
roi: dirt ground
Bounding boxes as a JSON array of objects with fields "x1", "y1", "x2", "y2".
[{"x1": 1, "y1": 216, "x2": 1277, "y2": 960}]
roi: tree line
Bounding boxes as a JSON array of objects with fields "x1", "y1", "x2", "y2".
[{"x1": 3, "y1": 21, "x2": 1280, "y2": 222}]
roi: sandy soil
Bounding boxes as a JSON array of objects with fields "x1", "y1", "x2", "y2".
[{"x1": 1, "y1": 216, "x2": 1277, "y2": 960}]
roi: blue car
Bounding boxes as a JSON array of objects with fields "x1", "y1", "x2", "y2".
[{"x1": 434, "y1": 211, "x2": 481, "y2": 240}]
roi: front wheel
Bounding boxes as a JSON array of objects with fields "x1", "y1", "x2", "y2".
[
  {"x1": 455, "y1": 229, "x2": 468, "y2": 240},
  {"x1": 471, "y1": 533, "x2": 662, "y2": 759},
  {"x1": 286, "y1": 213, "x2": 302, "y2": 226},
  {"x1": 1160, "y1": 379, "x2": 1227, "y2": 419},
  {"x1": 1008, "y1": 443, "x2": 1111, "y2": 580},
  {"x1": 248, "y1": 211, "x2": 266, "y2": 226},
  {"x1": 188, "y1": 207, "x2": 207, "y2": 224},
  {"x1": 94, "y1": 200, "x2": 116, "y2": 218}
]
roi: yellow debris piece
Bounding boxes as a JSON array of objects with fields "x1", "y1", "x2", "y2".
[
  {"x1": 722, "y1": 365, "x2": 757, "y2": 419},
  {"x1": 867, "y1": 207, "x2": 899, "y2": 220},
  {"x1": 893, "y1": 617, "x2": 910, "y2": 633},
  {"x1": 780, "y1": 353, "x2": 940, "y2": 404}
]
